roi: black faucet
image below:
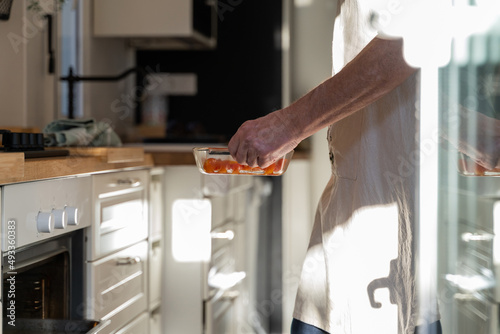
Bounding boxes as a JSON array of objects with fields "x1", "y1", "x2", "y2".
[{"x1": 60, "y1": 66, "x2": 147, "y2": 119}]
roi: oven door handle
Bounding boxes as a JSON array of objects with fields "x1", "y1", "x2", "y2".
[
  {"x1": 116, "y1": 256, "x2": 141, "y2": 265},
  {"x1": 86, "y1": 319, "x2": 111, "y2": 334}
]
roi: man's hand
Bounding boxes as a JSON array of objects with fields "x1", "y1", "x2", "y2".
[{"x1": 228, "y1": 111, "x2": 299, "y2": 168}]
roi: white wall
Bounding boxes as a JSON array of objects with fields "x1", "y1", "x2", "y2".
[
  {"x1": 0, "y1": 0, "x2": 55, "y2": 129},
  {"x1": 0, "y1": 0, "x2": 135, "y2": 134},
  {"x1": 291, "y1": 0, "x2": 335, "y2": 220},
  {"x1": 79, "y1": 0, "x2": 136, "y2": 140},
  {"x1": 281, "y1": 0, "x2": 336, "y2": 331}
]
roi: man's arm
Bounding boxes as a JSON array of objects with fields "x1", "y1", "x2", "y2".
[{"x1": 229, "y1": 36, "x2": 417, "y2": 167}]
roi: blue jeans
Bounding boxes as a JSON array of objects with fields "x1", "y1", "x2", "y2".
[
  {"x1": 290, "y1": 318, "x2": 443, "y2": 334},
  {"x1": 291, "y1": 319, "x2": 328, "y2": 334}
]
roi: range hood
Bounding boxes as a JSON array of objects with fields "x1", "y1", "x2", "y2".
[{"x1": 93, "y1": 0, "x2": 217, "y2": 50}]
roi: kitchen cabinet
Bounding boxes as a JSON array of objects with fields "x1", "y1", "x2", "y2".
[
  {"x1": 85, "y1": 241, "x2": 149, "y2": 333},
  {"x1": 162, "y1": 165, "x2": 264, "y2": 333},
  {"x1": 162, "y1": 165, "x2": 205, "y2": 333},
  {"x1": 149, "y1": 307, "x2": 162, "y2": 334},
  {"x1": 114, "y1": 312, "x2": 150, "y2": 334},
  {"x1": 93, "y1": 0, "x2": 217, "y2": 49},
  {"x1": 86, "y1": 169, "x2": 150, "y2": 334},
  {"x1": 148, "y1": 168, "x2": 165, "y2": 332}
]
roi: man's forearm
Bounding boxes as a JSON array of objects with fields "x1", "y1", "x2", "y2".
[{"x1": 279, "y1": 37, "x2": 418, "y2": 142}]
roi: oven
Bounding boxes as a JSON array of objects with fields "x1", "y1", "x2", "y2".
[
  {"x1": 85, "y1": 169, "x2": 149, "y2": 334},
  {"x1": 1, "y1": 175, "x2": 110, "y2": 333}
]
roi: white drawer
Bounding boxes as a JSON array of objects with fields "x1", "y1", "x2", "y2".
[
  {"x1": 115, "y1": 312, "x2": 149, "y2": 334},
  {"x1": 89, "y1": 170, "x2": 149, "y2": 260},
  {"x1": 86, "y1": 241, "x2": 148, "y2": 323},
  {"x1": 93, "y1": 169, "x2": 149, "y2": 196}
]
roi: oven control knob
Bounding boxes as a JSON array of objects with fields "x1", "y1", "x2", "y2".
[
  {"x1": 65, "y1": 206, "x2": 78, "y2": 226},
  {"x1": 52, "y1": 209, "x2": 67, "y2": 229},
  {"x1": 37, "y1": 212, "x2": 54, "y2": 233}
]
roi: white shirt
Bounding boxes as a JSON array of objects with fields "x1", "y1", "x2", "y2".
[{"x1": 292, "y1": 1, "x2": 438, "y2": 332}]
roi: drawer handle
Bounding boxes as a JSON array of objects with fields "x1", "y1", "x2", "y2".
[
  {"x1": 461, "y1": 232, "x2": 494, "y2": 242},
  {"x1": 210, "y1": 230, "x2": 234, "y2": 240},
  {"x1": 445, "y1": 269, "x2": 495, "y2": 292},
  {"x1": 221, "y1": 290, "x2": 240, "y2": 301},
  {"x1": 108, "y1": 178, "x2": 141, "y2": 188},
  {"x1": 116, "y1": 256, "x2": 141, "y2": 266},
  {"x1": 208, "y1": 271, "x2": 246, "y2": 290}
]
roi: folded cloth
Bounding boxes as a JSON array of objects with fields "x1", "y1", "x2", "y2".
[{"x1": 43, "y1": 118, "x2": 122, "y2": 147}]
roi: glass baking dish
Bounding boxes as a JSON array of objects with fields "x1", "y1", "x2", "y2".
[
  {"x1": 193, "y1": 147, "x2": 293, "y2": 176},
  {"x1": 457, "y1": 153, "x2": 500, "y2": 176}
]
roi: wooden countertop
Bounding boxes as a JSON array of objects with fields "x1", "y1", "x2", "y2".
[{"x1": 0, "y1": 147, "x2": 154, "y2": 185}]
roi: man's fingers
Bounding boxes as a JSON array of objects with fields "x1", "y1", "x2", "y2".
[
  {"x1": 228, "y1": 136, "x2": 240, "y2": 161},
  {"x1": 246, "y1": 150, "x2": 258, "y2": 167}
]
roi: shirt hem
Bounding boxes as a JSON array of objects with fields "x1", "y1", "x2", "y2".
[{"x1": 292, "y1": 311, "x2": 330, "y2": 333}]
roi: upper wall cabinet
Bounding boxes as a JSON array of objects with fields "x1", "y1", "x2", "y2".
[{"x1": 93, "y1": 0, "x2": 217, "y2": 49}]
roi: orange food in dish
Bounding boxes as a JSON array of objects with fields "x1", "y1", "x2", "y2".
[
  {"x1": 475, "y1": 163, "x2": 487, "y2": 176},
  {"x1": 203, "y1": 158, "x2": 286, "y2": 175},
  {"x1": 458, "y1": 156, "x2": 500, "y2": 176}
]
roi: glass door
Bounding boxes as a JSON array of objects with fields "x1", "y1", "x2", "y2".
[{"x1": 435, "y1": 3, "x2": 500, "y2": 333}]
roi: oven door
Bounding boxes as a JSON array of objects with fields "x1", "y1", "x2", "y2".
[
  {"x1": 2, "y1": 319, "x2": 111, "y2": 334},
  {"x1": 3, "y1": 243, "x2": 70, "y2": 322},
  {"x1": 2, "y1": 232, "x2": 110, "y2": 334}
]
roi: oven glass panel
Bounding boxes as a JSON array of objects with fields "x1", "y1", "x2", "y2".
[{"x1": 3, "y1": 251, "x2": 69, "y2": 330}]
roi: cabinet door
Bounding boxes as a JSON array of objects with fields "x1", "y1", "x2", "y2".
[
  {"x1": 114, "y1": 312, "x2": 149, "y2": 334},
  {"x1": 149, "y1": 307, "x2": 162, "y2": 334},
  {"x1": 93, "y1": 0, "x2": 191, "y2": 37},
  {"x1": 86, "y1": 241, "x2": 148, "y2": 329}
]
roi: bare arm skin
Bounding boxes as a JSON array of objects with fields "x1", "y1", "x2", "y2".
[{"x1": 228, "y1": 36, "x2": 417, "y2": 167}]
